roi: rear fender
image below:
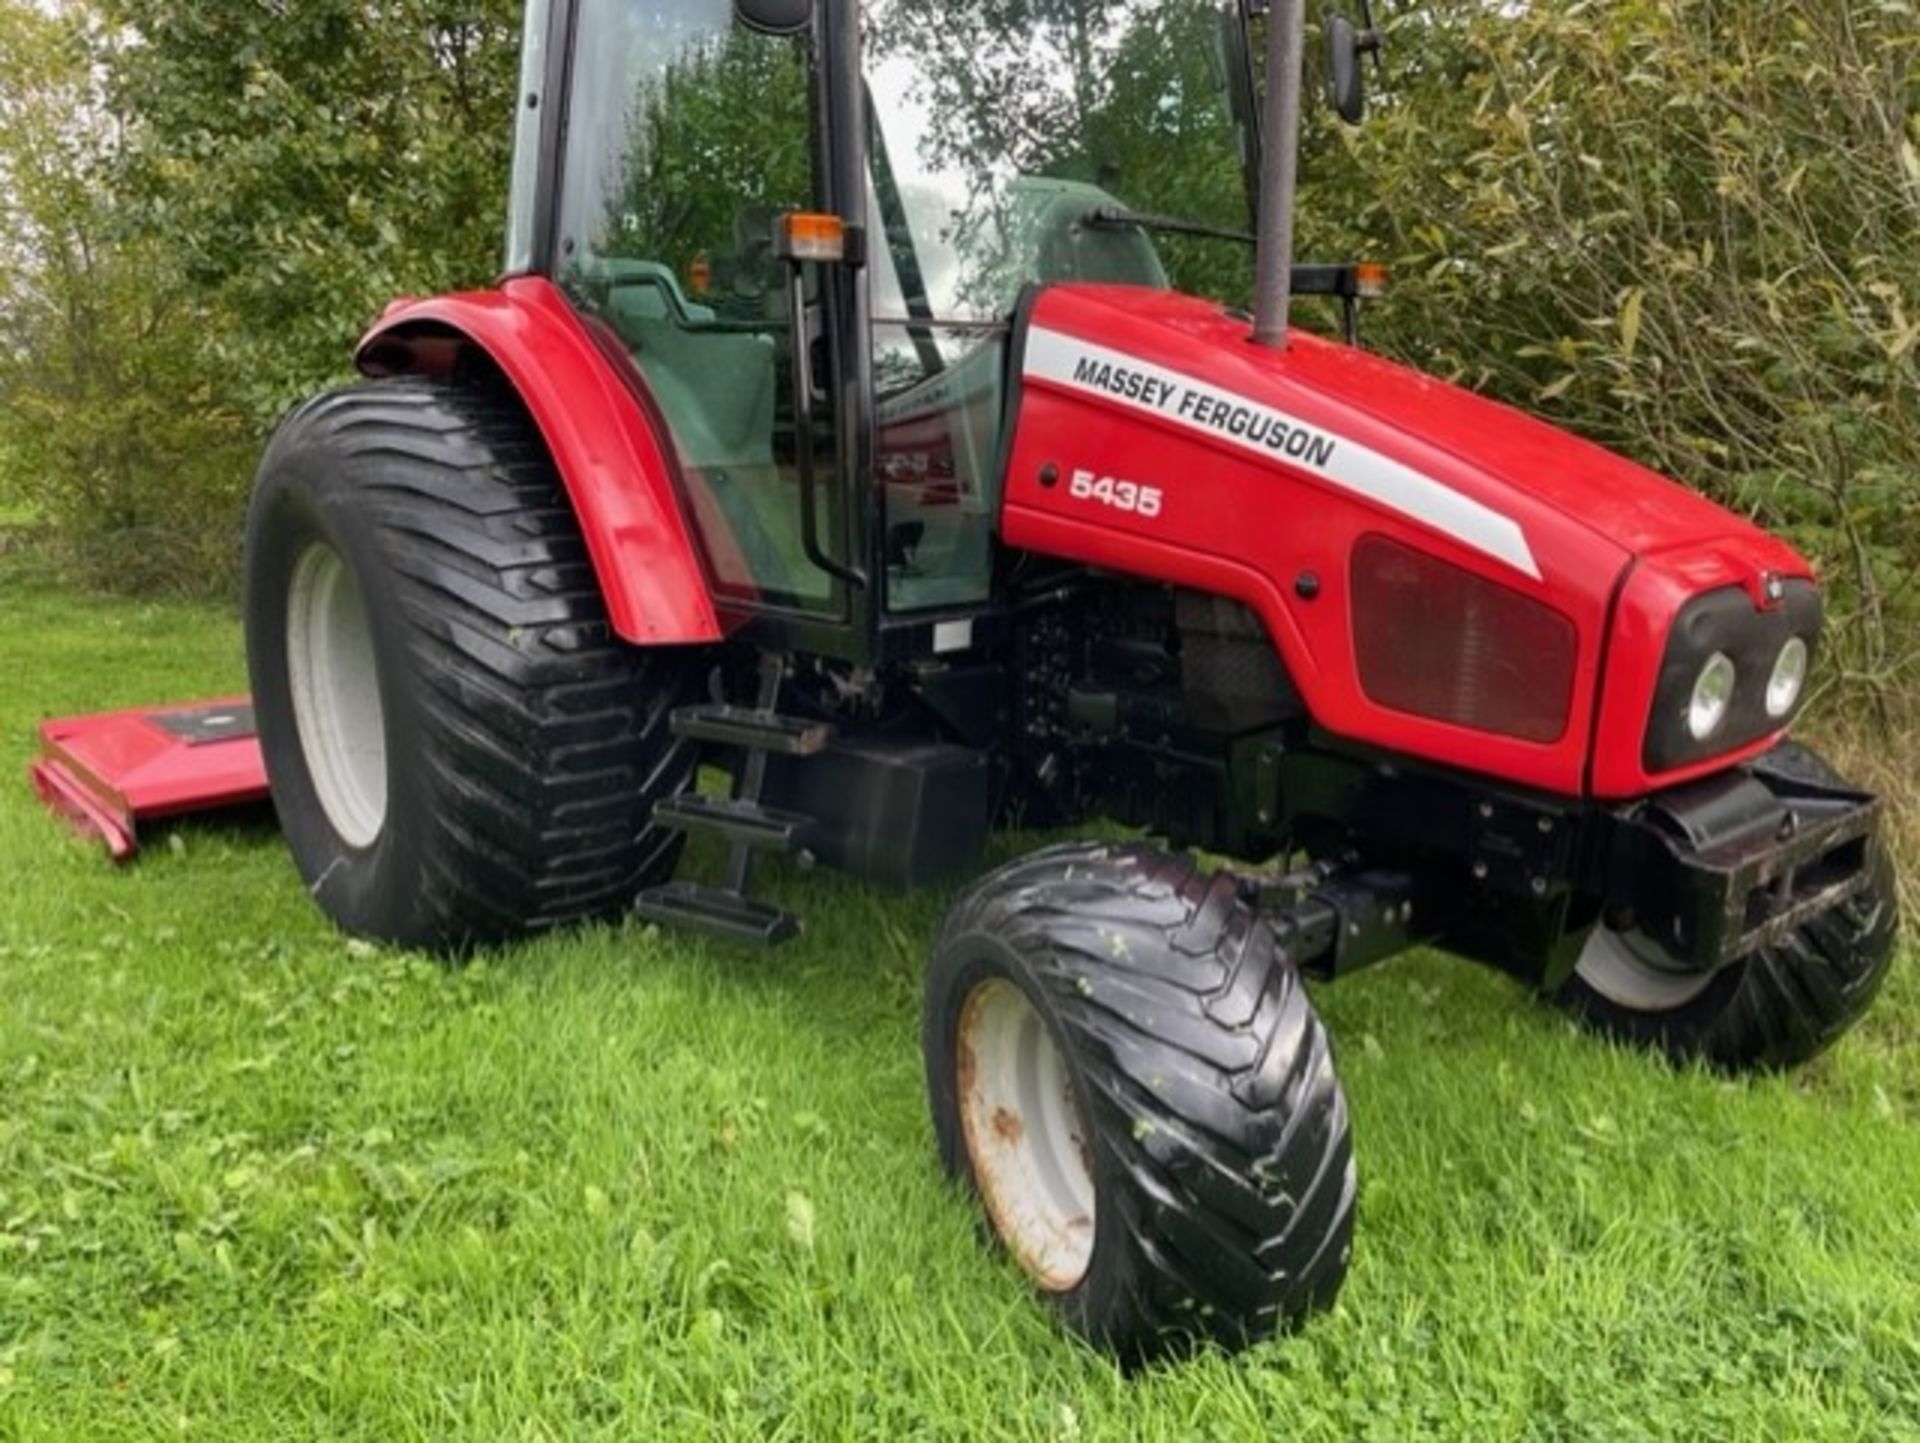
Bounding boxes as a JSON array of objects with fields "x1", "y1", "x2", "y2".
[{"x1": 355, "y1": 277, "x2": 722, "y2": 646}]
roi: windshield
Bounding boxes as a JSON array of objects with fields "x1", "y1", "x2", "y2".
[{"x1": 863, "y1": 0, "x2": 1256, "y2": 323}]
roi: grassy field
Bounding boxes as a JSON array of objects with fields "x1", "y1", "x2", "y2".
[{"x1": 0, "y1": 576, "x2": 1916, "y2": 1441}]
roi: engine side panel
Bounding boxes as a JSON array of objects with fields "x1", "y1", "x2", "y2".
[
  {"x1": 356, "y1": 277, "x2": 723, "y2": 647},
  {"x1": 1001, "y1": 287, "x2": 1632, "y2": 795}
]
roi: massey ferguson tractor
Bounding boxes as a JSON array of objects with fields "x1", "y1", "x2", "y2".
[{"x1": 30, "y1": 0, "x2": 1900, "y2": 1363}]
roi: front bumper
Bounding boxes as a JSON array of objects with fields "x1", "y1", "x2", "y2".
[{"x1": 1607, "y1": 753, "x2": 1883, "y2": 969}]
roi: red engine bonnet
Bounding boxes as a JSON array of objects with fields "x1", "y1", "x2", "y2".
[{"x1": 1001, "y1": 285, "x2": 1810, "y2": 798}]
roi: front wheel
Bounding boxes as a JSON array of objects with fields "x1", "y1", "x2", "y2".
[
  {"x1": 1555, "y1": 748, "x2": 1899, "y2": 1071},
  {"x1": 922, "y1": 842, "x2": 1355, "y2": 1363},
  {"x1": 245, "y1": 378, "x2": 700, "y2": 952}
]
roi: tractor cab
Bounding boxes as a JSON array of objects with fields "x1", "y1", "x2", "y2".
[{"x1": 512, "y1": 0, "x2": 1269, "y2": 662}]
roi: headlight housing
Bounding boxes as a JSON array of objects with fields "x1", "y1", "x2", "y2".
[{"x1": 1643, "y1": 580, "x2": 1820, "y2": 773}]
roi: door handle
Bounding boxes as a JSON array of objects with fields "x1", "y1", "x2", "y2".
[{"x1": 783, "y1": 258, "x2": 864, "y2": 590}]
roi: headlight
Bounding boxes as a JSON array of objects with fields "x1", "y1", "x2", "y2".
[
  {"x1": 1687, "y1": 652, "x2": 1737, "y2": 741},
  {"x1": 1766, "y1": 637, "x2": 1809, "y2": 718}
]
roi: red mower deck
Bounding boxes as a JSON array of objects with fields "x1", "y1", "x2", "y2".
[{"x1": 29, "y1": 700, "x2": 267, "y2": 861}]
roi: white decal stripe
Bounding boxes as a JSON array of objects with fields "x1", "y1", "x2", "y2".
[{"x1": 1023, "y1": 327, "x2": 1541, "y2": 580}]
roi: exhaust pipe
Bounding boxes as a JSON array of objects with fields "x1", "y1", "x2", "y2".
[{"x1": 1251, "y1": 0, "x2": 1306, "y2": 349}]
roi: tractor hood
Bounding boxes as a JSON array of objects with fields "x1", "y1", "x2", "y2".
[
  {"x1": 1015, "y1": 286, "x2": 1805, "y2": 583},
  {"x1": 1003, "y1": 285, "x2": 1815, "y2": 797}
]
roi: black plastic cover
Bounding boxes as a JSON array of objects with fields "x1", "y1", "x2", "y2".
[
  {"x1": 762, "y1": 736, "x2": 989, "y2": 889},
  {"x1": 150, "y1": 705, "x2": 258, "y2": 746},
  {"x1": 734, "y1": 0, "x2": 811, "y2": 36}
]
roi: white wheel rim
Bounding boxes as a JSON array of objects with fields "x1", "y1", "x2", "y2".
[
  {"x1": 1575, "y1": 925, "x2": 1718, "y2": 1011},
  {"x1": 956, "y1": 977, "x2": 1096, "y2": 1291},
  {"x1": 286, "y1": 542, "x2": 388, "y2": 848}
]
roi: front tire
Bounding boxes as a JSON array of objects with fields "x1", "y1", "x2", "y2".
[
  {"x1": 1556, "y1": 748, "x2": 1900, "y2": 1071},
  {"x1": 923, "y1": 842, "x2": 1355, "y2": 1362},
  {"x1": 245, "y1": 377, "x2": 699, "y2": 951}
]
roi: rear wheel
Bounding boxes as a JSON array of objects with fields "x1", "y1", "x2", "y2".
[
  {"x1": 245, "y1": 377, "x2": 700, "y2": 951},
  {"x1": 923, "y1": 842, "x2": 1355, "y2": 1363},
  {"x1": 1555, "y1": 747, "x2": 1899, "y2": 1071}
]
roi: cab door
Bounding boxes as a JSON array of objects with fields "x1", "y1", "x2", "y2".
[
  {"x1": 859, "y1": 28, "x2": 1177, "y2": 619},
  {"x1": 547, "y1": 0, "x2": 851, "y2": 618}
]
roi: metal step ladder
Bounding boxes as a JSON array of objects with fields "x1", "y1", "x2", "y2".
[{"x1": 633, "y1": 659, "x2": 833, "y2": 947}]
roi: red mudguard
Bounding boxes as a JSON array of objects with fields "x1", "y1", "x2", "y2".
[{"x1": 356, "y1": 277, "x2": 724, "y2": 647}]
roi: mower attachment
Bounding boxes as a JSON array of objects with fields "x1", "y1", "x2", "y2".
[{"x1": 29, "y1": 699, "x2": 268, "y2": 861}]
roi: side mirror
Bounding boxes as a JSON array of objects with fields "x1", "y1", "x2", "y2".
[
  {"x1": 735, "y1": 0, "x2": 812, "y2": 36},
  {"x1": 1325, "y1": 13, "x2": 1367, "y2": 125}
]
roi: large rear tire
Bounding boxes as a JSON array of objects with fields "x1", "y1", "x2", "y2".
[
  {"x1": 923, "y1": 842, "x2": 1355, "y2": 1363},
  {"x1": 1555, "y1": 745, "x2": 1899, "y2": 1071},
  {"x1": 245, "y1": 377, "x2": 699, "y2": 951}
]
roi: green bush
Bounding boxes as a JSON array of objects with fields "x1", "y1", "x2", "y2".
[
  {"x1": 0, "y1": 0, "x2": 517, "y2": 593},
  {"x1": 1302, "y1": 0, "x2": 1920, "y2": 697},
  {"x1": 97, "y1": 0, "x2": 520, "y2": 420},
  {"x1": 0, "y1": 4, "x2": 255, "y2": 591}
]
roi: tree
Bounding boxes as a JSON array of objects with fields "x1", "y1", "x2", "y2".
[
  {"x1": 0, "y1": 1, "x2": 253, "y2": 588},
  {"x1": 1324, "y1": 0, "x2": 1920, "y2": 685},
  {"x1": 97, "y1": 0, "x2": 522, "y2": 417},
  {"x1": 597, "y1": 25, "x2": 814, "y2": 283}
]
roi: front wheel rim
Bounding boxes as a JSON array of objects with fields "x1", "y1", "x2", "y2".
[
  {"x1": 285, "y1": 541, "x2": 389, "y2": 848},
  {"x1": 955, "y1": 977, "x2": 1096, "y2": 1291},
  {"x1": 1574, "y1": 925, "x2": 1719, "y2": 1011}
]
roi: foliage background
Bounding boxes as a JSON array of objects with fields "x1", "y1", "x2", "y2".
[
  {"x1": 0, "y1": 0, "x2": 1913, "y2": 732},
  {"x1": 0, "y1": 0, "x2": 518, "y2": 588},
  {"x1": 1304, "y1": 0, "x2": 1920, "y2": 715}
]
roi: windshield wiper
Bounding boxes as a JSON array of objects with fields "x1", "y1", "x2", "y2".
[{"x1": 1082, "y1": 206, "x2": 1254, "y2": 246}]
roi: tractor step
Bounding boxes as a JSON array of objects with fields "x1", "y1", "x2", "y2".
[
  {"x1": 652, "y1": 793, "x2": 819, "y2": 854},
  {"x1": 641, "y1": 662, "x2": 821, "y2": 950},
  {"x1": 633, "y1": 881, "x2": 800, "y2": 947},
  {"x1": 669, "y1": 704, "x2": 834, "y2": 756}
]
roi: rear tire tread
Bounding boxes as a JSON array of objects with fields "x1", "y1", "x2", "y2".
[{"x1": 248, "y1": 376, "x2": 697, "y2": 949}]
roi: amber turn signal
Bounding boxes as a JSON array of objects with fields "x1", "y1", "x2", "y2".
[{"x1": 773, "y1": 211, "x2": 847, "y2": 263}]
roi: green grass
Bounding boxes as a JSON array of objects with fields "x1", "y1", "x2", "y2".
[{"x1": 1, "y1": 577, "x2": 1916, "y2": 1442}]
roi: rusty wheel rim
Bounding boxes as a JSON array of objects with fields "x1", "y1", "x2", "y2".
[{"x1": 956, "y1": 977, "x2": 1096, "y2": 1291}]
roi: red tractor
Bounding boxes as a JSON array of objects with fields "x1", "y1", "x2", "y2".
[{"x1": 34, "y1": 0, "x2": 1899, "y2": 1362}]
